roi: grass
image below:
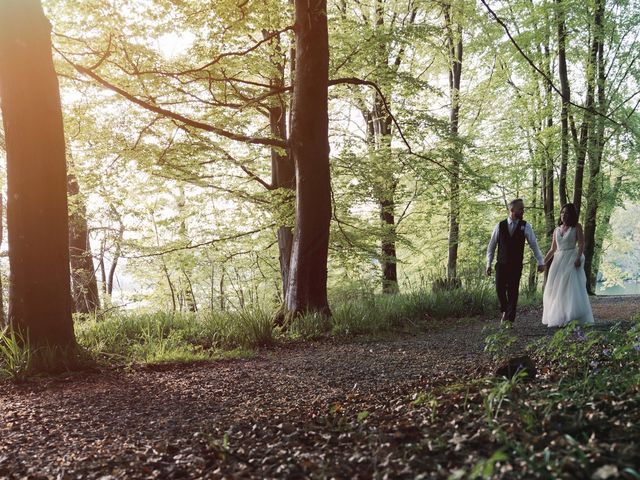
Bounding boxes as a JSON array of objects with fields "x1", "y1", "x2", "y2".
[
  {"x1": 0, "y1": 327, "x2": 31, "y2": 381},
  {"x1": 0, "y1": 327, "x2": 95, "y2": 381},
  {"x1": 3, "y1": 284, "x2": 534, "y2": 374},
  {"x1": 75, "y1": 307, "x2": 275, "y2": 365}
]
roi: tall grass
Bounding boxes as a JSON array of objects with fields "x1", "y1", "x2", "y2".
[
  {"x1": 331, "y1": 283, "x2": 506, "y2": 337},
  {"x1": 0, "y1": 327, "x2": 93, "y2": 381},
  {"x1": 75, "y1": 307, "x2": 274, "y2": 364},
  {"x1": 73, "y1": 283, "x2": 537, "y2": 365},
  {"x1": 0, "y1": 327, "x2": 31, "y2": 381}
]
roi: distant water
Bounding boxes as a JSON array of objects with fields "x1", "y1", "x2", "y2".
[{"x1": 596, "y1": 282, "x2": 640, "y2": 295}]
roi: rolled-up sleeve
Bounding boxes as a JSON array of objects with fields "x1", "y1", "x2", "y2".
[
  {"x1": 525, "y1": 224, "x2": 545, "y2": 266},
  {"x1": 486, "y1": 224, "x2": 499, "y2": 269}
]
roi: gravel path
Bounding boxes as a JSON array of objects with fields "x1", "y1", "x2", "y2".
[{"x1": 0, "y1": 295, "x2": 638, "y2": 479}]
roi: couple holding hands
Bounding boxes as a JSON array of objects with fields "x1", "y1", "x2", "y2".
[{"x1": 486, "y1": 199, "x2": 594, "y2": 327}]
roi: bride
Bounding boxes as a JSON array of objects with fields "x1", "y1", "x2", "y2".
[{"x1": 542, "y1": 203, "x2": 595, "y2": 327}]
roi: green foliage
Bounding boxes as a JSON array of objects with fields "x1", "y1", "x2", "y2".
[
  {"x1": 479, "y1": 319, "x2": 640, "y2": 477},
  {"x1": 483, "y1": 325, "x2": 518, "y2": 362},
  {"x1": 0, "y1": 328, "x2": 31, "y2": 382},
  {"x1": 0, "y1": 327, "x2": 94, "y2": 381},
  {"x1": 332, "y1": 285, "x2": 498, "y2": 337},
  {"x1": 533, "y1": 321, "x2": 601, "y2": 368},
  {"x1": 287, "y1": 312, "x2": 332, "y2": 341},
  {"x1": 467, "y1": 449, "x2": 509, "y2": 480},
  {"x1": 76, "y1": 308, "x2": 274, "y2": 364},
  {"x1": 483, "y1": 370, "x2": 529, "y2": 423}
]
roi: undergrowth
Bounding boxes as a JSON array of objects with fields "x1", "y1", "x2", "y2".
[
  {"x1": 5, "y1": 285, "x2": 528, "y2": 372},
  {"x1": 422, "y1": 317, "x2": 640, "y2": 479}
]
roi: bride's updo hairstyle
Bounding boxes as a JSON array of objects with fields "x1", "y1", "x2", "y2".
[{"x1": 560, "y1": 203, "x2": 579, "y2": 227}]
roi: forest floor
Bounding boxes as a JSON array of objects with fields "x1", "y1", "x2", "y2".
[{"x1": 0, "y1": 295, "x2": 639, "y2": 479}]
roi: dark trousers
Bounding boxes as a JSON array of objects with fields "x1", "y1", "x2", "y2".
[{"x1": 495, "y1": 262, "x2": 523, "y2": 322}]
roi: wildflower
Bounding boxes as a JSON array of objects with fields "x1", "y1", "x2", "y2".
[
  {"x1": 602, "y1": 348, "x2": 611, "y2": 357},
  {"x1": 589, "y1": 360, "x2": 599, "y2": 369},
  {"x1": 634, "y1": 344, "x2": 640, "y2": 353},
  {"x1": 574, "y1": 326, "x2": 587, "y2": 342}
]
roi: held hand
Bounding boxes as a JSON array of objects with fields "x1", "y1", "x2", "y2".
[
  {"x1": 574, "y1": 257, "x2": 581, "y2": 268},
  {"x1": 486, "y1": 267, "x2": 492, "y2": 276},
  {"x1": 537, "y1": 264, "x2": 545, "y2": 273}
]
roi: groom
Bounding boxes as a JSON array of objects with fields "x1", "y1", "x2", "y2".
[{"x1": 486, "y1": 199, "x2": 545, "y2": 324}]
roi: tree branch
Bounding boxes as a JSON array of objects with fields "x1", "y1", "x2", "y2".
[
  {"x1": 480, "y1": 0, "x2": 621, "y2": 127},
  {"x1": 125, "y1": 226, "x2": 274, "y2": 258},
  {"x1": 329, "y1": 77, "x2": 451, "y2": 173},
  {"x1": 57, "y1": 51, "x2": 288, "y2": 150}
]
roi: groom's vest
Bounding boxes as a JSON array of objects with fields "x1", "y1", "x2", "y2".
[{"x1": 497, "y1": 219, "x2": 527, "y2": 266}]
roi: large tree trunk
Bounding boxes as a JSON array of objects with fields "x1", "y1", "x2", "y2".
[
  {"x1": 445, "y1": 4, "x2": 463, "y2": 282},
  {"x1": 0, "y1": 0, "x2": 75, "y2": 347},
  {"x1": 285, "y1": 0, "x2": 331, "y2": 316},
  {"x1": 0, "y1": 194, "x2": 4, "y2": 326},
  {"x1": 68, "y1": 173, "x2": 100, "y2": 314},
  {"x1": 583, "y1": 0, "x2": 607, "y2": 294}
]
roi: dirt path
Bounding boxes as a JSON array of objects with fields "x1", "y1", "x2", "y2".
[{"x1": 1, "y1": 296, "x2": 638, "y2": 479}]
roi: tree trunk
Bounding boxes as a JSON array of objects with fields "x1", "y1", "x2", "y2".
[
  {"x1": 556, "y1": 0, "x2": 570, "y2": 207},
  {"x1": 445, "y1": 5, "x2": 463, "y2": 282},
  {"x1": 265, "y1": 30, "x2": 295, "y2": 305},
  {"x1": 0, "y1": 194, "x2": 4, "y2": 326},
  {"x1": 285, "y1": 0, "x2": 331, "y2": 316},
  {"x1": 572, "y1": 6, "x2": 600, "y2": 216},
  {"x1": 528, "y1": 168, "x2": 540, "y2": 293},
  {"x1": 98, "y1": 236, "x2": 108, "y2": 295},
  {"x1": 176, "y1": 187, "x2": 196, "y2": 312},
  {"x1": 583, "y1": 0, "x2": 606, "y2": 294},
  {"x1": 374, "y1": 0, "x2": 399, "y2": 295},
  {"x1": 591, "y1": 175, "x2": 622, "y2": 288},
  {"x1": 68, "y1": 173, "x2": 100, "y2": 314},
  {"x1": 106, "y1": 226, "x2": 124, "y2": 298},
  {"x1": 542, "y1": 42, "x2": 555, "y2": 243},
  {"x1": 380, "y1": 195, "x2": 398, "y2": 294},
  {"x1": 0, "y1": 0, "x2": 75, "y2": 347}
]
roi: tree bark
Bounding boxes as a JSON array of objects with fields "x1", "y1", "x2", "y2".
[
  {"x1": 528, "y1": 168, "x2": 540, "y2": 292},
  {"x1": 583, "y1": 0, "x2": 607, "y2": 294},
  {"x1": 0, "y1": 0, "x2": 75, "y2": 347},
  {"x1": 285, "y1": 0, "x2": 331, "y2": 316},
  {"x1": 374, "y1": 0, "x2": 399, "y2": 295},
  {"x1": 556, "y1": 0, "x2": 570, "y2": 208},
  {"x1": 572, "y1": 6, "x2": 600, "y2": 216},
  {"x1": 445, "y1": 4, "x2": 463, "y2": 282},
  {"x1": 0, "y1": 194, "x2": 4, "y2": 326},
  {"x1": 106, "y1": 224, "x2": 124, "y2": 298},
  {"x1": 542, "y1": 42, "x2": 555, "y2": 243},
  {"x1": 68, "y1": 173, "x2": 100, "y2": 314},
  {"x1": 264, "y1": 30, "x2": 295, "y2": 305}
]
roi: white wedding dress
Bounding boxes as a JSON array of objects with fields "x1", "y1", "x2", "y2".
[{"x1": 542, "y1": 227, "x2": 595, "y2": 327}]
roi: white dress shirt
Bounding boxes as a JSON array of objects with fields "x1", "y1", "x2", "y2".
[{"x1": 486, "y1": 217, "x2": 544, "y2": 269}]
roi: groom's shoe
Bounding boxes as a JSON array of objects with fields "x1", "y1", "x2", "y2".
[{"x1": 500, "y1": 313, "x2": 513, "y2": 328}]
